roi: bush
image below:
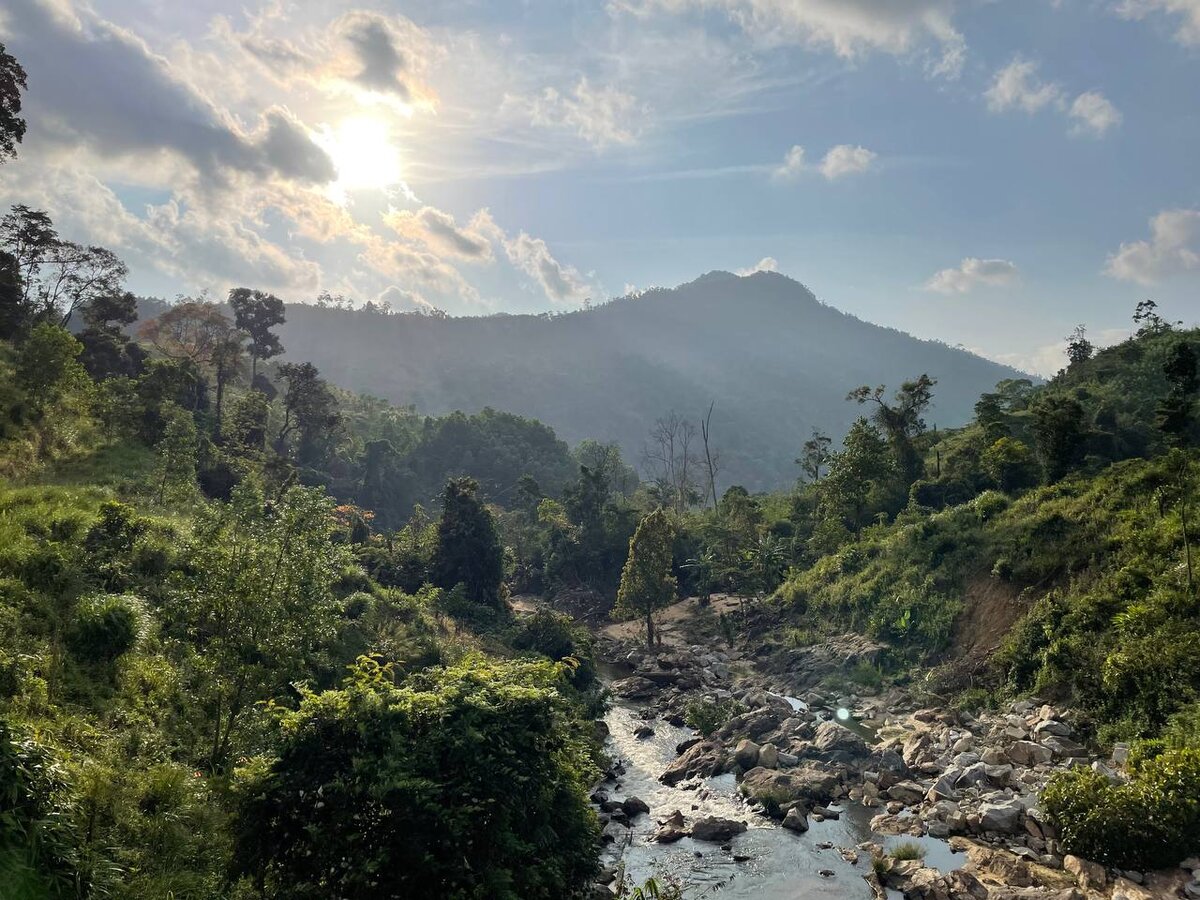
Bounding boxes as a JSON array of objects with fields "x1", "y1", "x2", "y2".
[
  {"x1": 888, "y1": 841, "x2": 926, "y2": 861},
  {"x1": 684, "y1": 697, "x2": 742, "y2": 737},
  {"x1": 68, "y1": 593, "x2": 141, "y2": 663},
  {"x1": 1043, "y1": 748, "x2": 1200, "y2": 869},
  {"x1": 232, "y1": 655, "x2": 600, "y2": 900}
]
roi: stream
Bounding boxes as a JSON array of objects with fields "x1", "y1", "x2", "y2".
[{"x1": 599, "y1": 697, "x2": 961, "y2": 898}]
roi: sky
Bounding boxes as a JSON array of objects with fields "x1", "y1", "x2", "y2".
[{"x1": 1, "y1": 0, "x2": 1198, "y2": 376}]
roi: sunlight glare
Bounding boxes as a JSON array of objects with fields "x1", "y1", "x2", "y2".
[{"x1": 320, "y1": 115, "x2": 403, "y2": 198}]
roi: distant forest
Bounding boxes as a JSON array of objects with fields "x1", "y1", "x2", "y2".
[{"x1": 270, "y1": 271, "x2": 1029, "y2": 490}]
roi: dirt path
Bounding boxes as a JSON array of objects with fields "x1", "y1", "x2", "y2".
[{"x1": 599, "y1": 593, "x2": 747, "y2": 647}]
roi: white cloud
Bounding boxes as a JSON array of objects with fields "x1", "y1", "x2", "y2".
[
  {"x1": 504, "y1": 232, "x2": 592, "y2": 304},
  {"x1": 1116, "y1": 0, "x2": 1200, "y2": 46},
  {"x1": 737, "y1": 256, "x2": 778, "y2": 275},
  {"x1": 384, "y1": 206, "x2": 496, "y2": 262},
  {"x1": 506, "y1": 78, "x2": 644, "y2": 149},
  {"x1": 985, "y1": 58, "x2": 1120, "y2": 139},
  {"x1": 924, "y1": 257, "x2": 1019, "y2": 294},
  {"x1": 818, "y1": 144, "x2": 876, "y2": 179},
  {"x1": 985, "y1": 58, "x2": 1063, "y2": 113},
  {"x1": 989, "y1": 328, "x2": 1132, "y2": 377},
  {"x1": 1104, "y1": 208, "x2": 1200, "y2": 284},
  {"x1": 1068, "y1": 91, "x2": 1123, "y2": 137},
  {"x1": 611, "y1": 0, "x2": 966, "y2": 77},
  {"x1": 773, "y1": 143, "x2": 876, "y2": 180}
]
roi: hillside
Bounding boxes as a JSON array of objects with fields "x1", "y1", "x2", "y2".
[{"x1": 277, "y1": 272, "x2": 1029, "y2": 490}]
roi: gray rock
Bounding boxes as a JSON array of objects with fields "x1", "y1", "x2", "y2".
[
  {"x1": 622, "y1": 796, "x2": 650, "y2": 818},
  {"x1": 690, "y1": 816, "x2": 747, "y2": 842},
  {"x1": 978, "y1": 800, "x2": 1023, "y2": 833},
  {"x1": 1033, "y1": 719, "x2": 1073, "y2": 738},
  {"x1": 813, "y1": 721, "x2": 869, "y2": 757},
  {"x1": 887, "y1": 781, "x2": 926, "y2": 804},
  {"x1": 782, "y1": 806, "x2": 809, "y2": 832},
  {"x1": 1007, "y1": 740, "x2": 1053, "y2": 767},
  {"x1": 661, "y1": 741, "x2": 727, "y2": 786},
  {"x1": 733, "y1": 739, "x2": 761, "y2": 770},
  {"x1": 740, "y1": 765, "x2": 839, "y2": 807},
  {"x1": 758, "y1": 742, "x2": 780, "y2": 769}
]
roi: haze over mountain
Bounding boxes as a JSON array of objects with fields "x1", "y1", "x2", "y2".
[{"x1": 277, "y1": 271, "x2": 1030, "y2": 489}]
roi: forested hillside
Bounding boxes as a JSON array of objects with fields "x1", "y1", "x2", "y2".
[{"x1": 275, "y1": 272, "x2": 1028, "y2": 489}]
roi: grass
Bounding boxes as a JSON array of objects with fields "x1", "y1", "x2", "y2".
[{"x1": 887, "y1": 841, "x2": 927, "y2": 861}]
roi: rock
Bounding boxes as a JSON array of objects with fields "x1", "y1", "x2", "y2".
[
  {"x1": 633, "y1": 725, "x2": 655, "y2": 739},
  {"x1": 734, "y1": 738, "x2": 761, "y2": 770},
  {"x1": 1033, "y1": 719, "x2": 1073, "y2": 738},
  {"x1": 1041, "y1": 735, "x2": 1088, "y2": 760},
  {"x1": 886, "y1": 781, "x2": 926, "y2": 804},
  {"x1": 818, "y1": 869, "x2": 835, "y2": 877},
  {"x1": 675, "y1": 736, "x2": 702, "y2": 754},
  {"x1": 1112, "y1": 743, "x2": 1130, "y2": 767},
  {"x1": 652, "y1": 810, "x2": 687, "y2": 843},
  {"x1": 690, "y1": 816, "x2": 747, "y2": 842},
  {"x1": 661, "y1": 741, "x2": 727, "y2": 786},
  {"x1": 622, "y1": 796, "x2": 650, "y2": 818},
  {"x1": 902, "y1": 730, "x2": 933, "y2": 767},
  {"x1": 978, "y1": 799, "x2": 1023, "y2": 834},
  {"x1": 740, "y1": 765, "x2": 840, "y2": 807},
  {"x1": 758, "y1": 742, "x2": 780, "y2": 769},
  {"x1": 611, "y1": 676, "x2": 657, "y2": 699},
  {"x1": 1007, "y1": 740, "x2": 1053, "y2": 767},
  {"x1": 782, "y1": 806, "x2": 809, "y2": 832},
  {"x1": 813, "y1": 721, "x2": 869, "y2": 757},
  {"x1": 980, "y1": 747, "x2": 1008, "y2": 766},
  {"x1": 777, "y1": 750, "x2": 799, "y2": 768},
  {"x1": 811, "y1": 804, "x2": 840, "y2": 819},
  {"x1": 927, "y1": 769, "x2": 961, "y2": 802}
]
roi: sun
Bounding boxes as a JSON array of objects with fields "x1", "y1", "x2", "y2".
[{"x1": 319, "y1": 115, "x2": 403, "y2": 197}]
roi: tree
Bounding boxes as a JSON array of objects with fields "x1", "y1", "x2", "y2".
[
  {"x1": 0, "y1": 42, "x2": 27, "y2": 163},
  {"x1": 431, "y1": 477, "x2": 504, "y2": 608},
  {"x1": 1133, "y1": 299, "x2": 1174, "y2": 337},
  {"x1": 1031, "y1": 395, "x2": 1087, "y2": 481},
  {"x1": 0, "y1": 205, "x2": 127, "y2": 326},
  {"x1": 275, "y1": 362, "x2": 341, "y2": 466},
  {"x1": 797, "y1": 428, "x2": 832, "y2": 483},
  {"x1": 1158, "y1": 341, "x2": 1198, "y2": 447},
  {"x1": 152, "y1": 402, "x2": 198, "y2": 505},
  {"x1": 820, "y1": 417, "x2": 894, "y2": 533},
  {"x1": 79, "y1": 291, "x2": 144, "y2": 379},
  {"x1": 228, "y1": 287, "x2": 286, "y2": 383},
  {"x1": 15, "y1": 322, "x2": 86, "y2": 413},
  {"x1": 642, "y1": 411, "x2": 699, "y2": 513},
  {"x1": 1065, "y1": 324, "x2": 1094, "y2": 367},
  {"x1": 615, "y1": 508, "x2": 676, "y2": 647},
  {"x1": 700, "y1": 401, "x2": 720, "y2": 510},
  {"x1": 981, "y1": 436, "x2": 1039, "y2": 492},
  {"x1": 171, "y1": 479, "x2": 349, "y2": 771},
  {"x1": 231, "y1": 656, "x2": 599, "y2": 899},
  {"x1": 848, "y1": 374, "x2": 936, "y2": 484}
]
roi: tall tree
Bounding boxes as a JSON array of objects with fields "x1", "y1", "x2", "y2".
[
  {"x1": 847, "y1": 374, "x2": 936, "y2": 484},
  {"x1": 0, "y1": 42, "x2": 27, "y2": 163},
  {"x1": 275, "y1": 362, "x2": 341, "y2": 466},
  {"x1": 643, "y1": 411, "x2": 699, "y2": 513},
  {"x1": 700, "y1": 401, "x2": 720, "y2": 510},
  {"x1": 797, "y1": 428, "x2": 832, "y2": 483},
  {"x1": 153, "y1": 402, "x2": 198, "y2": 505},
  {"x1": 228, "y1": 287, "x2": 285, "y2": 384},
  {"x1": 820, "y1": 417, "x2": 894, "y2": 533},
  {"x1": 1158, "y1": 341, "x2": 1198, "y2": 447},
  {"x1": 1031, "y1": 396, "x2": 1087, "y2": 482},
  {"x1": 431, "y1": 477, "x2": 504, "y2": 608},
  {"x1": 614, "y1": 507, "x2": 676, "y2": 647},
  {"x1": 1065, "y1": 324, "x2": 1094, "y2": 367}
]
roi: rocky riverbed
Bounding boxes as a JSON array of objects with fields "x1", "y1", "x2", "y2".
[{"x1": 587, "y1": 633, "x2": 1199, "y2": 900}]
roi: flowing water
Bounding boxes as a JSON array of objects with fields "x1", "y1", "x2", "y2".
[{"x1": 599, "y1": 699, "x2": 961, "y2": 898}]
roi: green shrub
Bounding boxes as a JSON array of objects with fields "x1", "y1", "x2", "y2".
[
  {"x1": 68, "y1": 593, "x2": 142, "y2": 663},
  {"x1": 684, "y1": 697, "x2": 742, "y2": 737},
  {"x1": 1043, "y1": 748, "x2": 1200, "y2": 869},
  {"x1": 888, "y1": 841, "x2": 926, "y2": 860}
]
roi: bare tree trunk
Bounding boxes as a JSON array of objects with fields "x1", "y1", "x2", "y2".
[{"x1": 702, "y1": 401, "x2": 720, "y2": 512}]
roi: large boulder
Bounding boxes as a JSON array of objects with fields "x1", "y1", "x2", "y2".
[
  {"x1": 1007, "y1": 741, "x2": 1053, "y2": 767},
  {"x1": 813, "y1": 721, "x2": 870, "y2": 758},
  {"x1": 758, "y1": 742, "x2": 780, "y2": 769},
  {"x1": 690, "y1": 816, "x2": 747, "y2": 842},
  {"x1": 741, "y1": 765, "x2": 839, "y2": 807},
  {"x1": 661, "y1": 741, "x2": 727, "y2": 786},
  {"x1": 887, "y1": 780, "x2": 926, "y2": 804},
  {"x1": 611, "y1": 676, "x2": 657, "y2": 699},
  {"x1": 978, "y1": 799, "x2": 1023, "y2": 834},
  {"x1": 782, "y1": 806, "x2": 809, "y2": 832},
  {"x1": 733, "y1": 738, "x2": 761, "y2": 770}
]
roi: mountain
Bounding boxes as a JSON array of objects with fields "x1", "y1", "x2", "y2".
[{"x1": 277, "y1": 271, "x2": 1030, "y2": 490}]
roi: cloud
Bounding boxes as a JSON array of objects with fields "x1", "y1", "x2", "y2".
[
  {"x1": 507, "y1": 78, "x2": 644, "y2": 149},
  {"x1": 985, "y1": 58, "x2": 1063, "y2": 113},
  {"x1": 989, "y1": 327, "x2": 1132, "y2": 377},
  {"x1": 339, "y1": 11, "x2": 413, "y2": 100},
  {"x1": 504, "y1": 232, "x2": 592, "y2": 303},
  {"x1": 1068, "y1": 91, "x2": 1123, "y2": 137},
  {"x1": 1116, "y1": 0, "x2": 1200, "y2": 46},
  {"x1": 611, "y1": 0, "x2": 966, "y2": 77},
  {"x1": 0, "y1": 0, "x2": 334, "y2": 186},
  {"x1": 378, "y1": 285, "x2": 438, "y2": 312},
  {"x1": 985, "y1": 58, "x2": 1120, "y2": 139},
  {"x1": 738, "y1": 256, "x2": 779, "y2": 275},
  {"x1": 773, "y1": 143, "x2": 875, "y2": 180},
  {"x1": 819, "y1": 144, "x2": 876, "y2": 179},
  {"x1": 384, "y1": 206, "x2": 496, "y2": 262},
  {"x1": 924, "y1": 257, "x2": 1019, "y2": 293},
  {"x1": 1104, "y1": 208, "x2": 1200, "y2": 284}
]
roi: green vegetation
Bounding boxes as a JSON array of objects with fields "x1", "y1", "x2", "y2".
[
  {"x1": 1043, "y1": 749, "x2": 1200, "y2": 870},
  {"x1": 684, "y1": 697, "x2": 742, "y2": 737},
  {"x1": 887, "y1": 841, "x2": 927, "y2": 861}
]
